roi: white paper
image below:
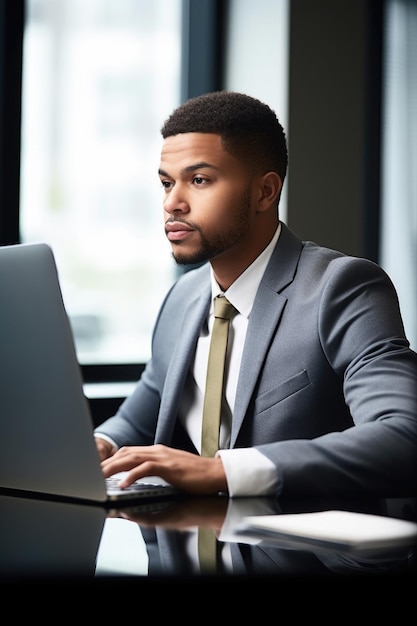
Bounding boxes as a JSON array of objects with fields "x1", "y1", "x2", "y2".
[{"x1": 237, "y1": 510, "x2": 417, "y2": 551}]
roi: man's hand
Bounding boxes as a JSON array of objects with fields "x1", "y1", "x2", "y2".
[
  {"x1": 110, "y1": 496, "x2": 229, "y2": 532},
  {"x1": 100, "y1": 444, "x2": 228, "y2": 495}
]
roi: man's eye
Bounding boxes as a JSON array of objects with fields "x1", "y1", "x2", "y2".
[
  {"x1": 161, "y1": 180, "x2": 172, "y2": 189},
  {"x1": 193, "y1": 177, "x2": 207, "y2": 185}
]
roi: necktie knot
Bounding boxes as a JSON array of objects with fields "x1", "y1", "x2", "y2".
[{"x1": 214, "y1": 296, "x2": 238, "y2": 320}]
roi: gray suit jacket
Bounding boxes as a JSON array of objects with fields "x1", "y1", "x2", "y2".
[{"x1": 96, "y1": 223, "x2": 417, "y2": 497}]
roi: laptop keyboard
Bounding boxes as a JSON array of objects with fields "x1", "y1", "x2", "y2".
[{"x1": 105, "y1": 476, "x2": 169, "y2": 493}]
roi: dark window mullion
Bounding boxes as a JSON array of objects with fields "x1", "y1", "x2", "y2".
[
  {"x1": 181, "y1": 0, "x2": 226, "y2": 101},
  {"x1": 0, "y1": 0, "x2": 24, "y2": 245}
]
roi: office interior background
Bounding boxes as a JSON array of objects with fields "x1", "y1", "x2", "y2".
[{"x1": 1, "y1": 0, "x2": 416, "y2": 426}]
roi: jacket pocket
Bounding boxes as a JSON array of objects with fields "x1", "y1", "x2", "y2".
[{"x1": 255, "y1": 369, "x2": 310, "y2": 415}]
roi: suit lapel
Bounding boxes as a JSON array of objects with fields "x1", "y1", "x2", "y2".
[
  {"x1": 155, "y1": 286, "x2": 210, "y2": 444},
  {"x1": 231, "y1": 286, "x2": 286, "y2": 445},
  {"x1": 231, "y1": 224, "x2": 303, "y2": 446}
]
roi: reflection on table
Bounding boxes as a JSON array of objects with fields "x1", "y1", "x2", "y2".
[{"x1": 0, "y1": 491, "x2": 416, "y2": 583}]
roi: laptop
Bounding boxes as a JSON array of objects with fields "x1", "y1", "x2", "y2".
[{"x1": 0, "y1": 242, "x2": 180, "y2": 506}]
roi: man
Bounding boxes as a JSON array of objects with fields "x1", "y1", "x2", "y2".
[{"x1": 96, "y1": 91, "x2": 417, "y2": 498}]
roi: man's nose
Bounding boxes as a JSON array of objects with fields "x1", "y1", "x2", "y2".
[{"x1": 163, "y1": 183, "x2": 189, "y2": 214}]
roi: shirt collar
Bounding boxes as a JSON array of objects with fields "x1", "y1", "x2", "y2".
[{"x1": 209, "y1": 222, "x2": 281, "y2": 318}]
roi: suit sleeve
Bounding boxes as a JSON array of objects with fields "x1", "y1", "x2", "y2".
[{"x1": 258, "y1": 257, "x2": 417, "y2": 497}]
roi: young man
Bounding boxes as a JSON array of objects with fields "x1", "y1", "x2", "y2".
[{"x1": 95, "y1": 91, "x2": 417, "y2": 498}]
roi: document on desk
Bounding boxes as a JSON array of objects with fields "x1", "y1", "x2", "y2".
[{"x1": 236, "y1": 510, "x2": 417, "y2": 552}]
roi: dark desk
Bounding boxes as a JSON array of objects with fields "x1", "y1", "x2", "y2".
[{"x1": 1, "y1": 492, "x2": 416, "y2": 587}]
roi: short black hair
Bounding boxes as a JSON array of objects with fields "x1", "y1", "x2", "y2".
[{"x1": 161, "y1": 91, "x2": 288, "y2": 183}]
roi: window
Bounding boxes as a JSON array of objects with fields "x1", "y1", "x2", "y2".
[
  {"x1": 380, "y1": 0, "x2": 417, "y2": 351},
  {"x1": 19, "y1": 0, "x2": 182, "y2": 365}
]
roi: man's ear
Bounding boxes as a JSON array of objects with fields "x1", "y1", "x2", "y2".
[{"x1": 256, "y1": 171, "x2": 282, "y2": 212}]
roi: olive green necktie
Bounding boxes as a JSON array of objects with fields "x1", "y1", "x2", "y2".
[
  {"x1": 199, "y1": 296, "x2": 237, "y2": 573},
  {"x1": 201, "y1": 295, "x2": 238, "y2": 458},
  {"x1": 198, "y1": 526, "x2": 219, "y2": 574}
]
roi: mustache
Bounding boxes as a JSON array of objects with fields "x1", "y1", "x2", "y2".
[
  {"x1": 164, "y1": 217, "x2": 201, "y2": 233},
  {"x1": 165, "y1": 217, "x2": 193, "y2": 227}
]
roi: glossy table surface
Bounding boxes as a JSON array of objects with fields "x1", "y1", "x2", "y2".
[{"x1": 1, "y1": 490, "x2": 416, "y2": 586}]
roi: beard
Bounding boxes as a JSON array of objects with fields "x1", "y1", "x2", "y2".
[
  {"x1": 171, "y1": 188, "x2": 252, "y2": 266},
  {"x1": 171, "y1": 230, "x2": 228, "y2": 266}
]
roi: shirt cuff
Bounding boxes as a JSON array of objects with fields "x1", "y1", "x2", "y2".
[
  {"x1": 94, "y1": 433, "x2": 119, "y2": 452},
  {"x1": 216, "y1": 447, "x2": 281, "y2": 497}
]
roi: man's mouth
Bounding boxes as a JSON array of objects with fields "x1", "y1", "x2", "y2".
[{"x1": 165, "y1": 221, "x2": 194, "y2": 241}]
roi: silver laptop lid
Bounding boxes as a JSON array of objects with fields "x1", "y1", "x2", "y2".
[{"x1": 0, "y1": 242, "x2": 107, "y2": 502}]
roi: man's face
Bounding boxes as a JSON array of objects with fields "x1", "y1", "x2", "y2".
[{"x1": 159, "y1": 133, "x2": 255, "y2": 266}]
